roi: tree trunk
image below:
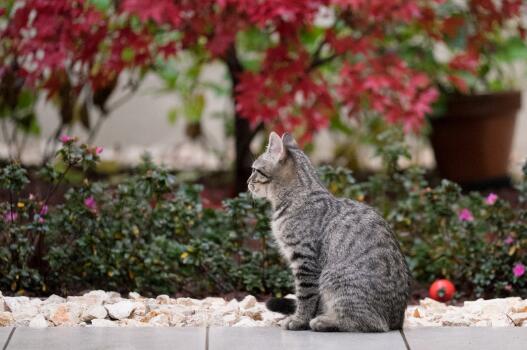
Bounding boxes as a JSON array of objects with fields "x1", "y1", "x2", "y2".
[
  {"x1": 234, "y1": 114, "x2": 254, "y2": 194},
  {"x1": 225, "y1": 45, "x2": 257, "y2": 195}
]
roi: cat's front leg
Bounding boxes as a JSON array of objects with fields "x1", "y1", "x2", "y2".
[{"x1": 283, "y1": 261, "x2": 320, "y2": 330}]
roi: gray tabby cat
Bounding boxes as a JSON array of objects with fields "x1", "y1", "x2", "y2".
[{"x1": 247, "y1": 132, "x2": 411, "y2": 332}]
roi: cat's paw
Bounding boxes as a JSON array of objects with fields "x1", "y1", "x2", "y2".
[
  {"x1": 281, "y1": 316, "x2": 309, "y2": 330},
  {"x1": 309, "y1": 316, "x2": 340, "y2": 332}
]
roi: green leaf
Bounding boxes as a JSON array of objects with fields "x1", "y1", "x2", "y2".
[
  {"x1": 17, "y1": 90, "x2": 34, "y2": 109},
  {"x1": 237, "y1": 27, "x2": 270, "y2": 52},
  {"x1": 329, "y1": 114, "x2": 353, "y2": 135},
  {"x1": 183, "y1": 94, "x2": 205, "y2": 122},
  {"x1": 121, "y1": 47, "x2": 135, "y2": 63},
  {"x1": 89, "y1": 0, "x2": 111, "y2": 10},
  {"x1": 494, "y1": 37, "x2": 527, "y2": 62},
  {"x1": 167, "y1": 108, "x2": 178, "y2": 124}
]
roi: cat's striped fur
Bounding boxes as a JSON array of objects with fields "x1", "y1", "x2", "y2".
[{"x1": 247, "y1": 132, "x2": 411, "y2": 332}]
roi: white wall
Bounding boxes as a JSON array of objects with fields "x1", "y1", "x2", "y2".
[{"x1": 1, "y1": 68, "x2": 526, "y2": 176}]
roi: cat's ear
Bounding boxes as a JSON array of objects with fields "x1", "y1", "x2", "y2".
[
  {"x1": 282, "y1": 133, "x2": 298, "y2": 148},
  {"x1": 267, "y1": 131, "x2": 286, "y2": 162}
]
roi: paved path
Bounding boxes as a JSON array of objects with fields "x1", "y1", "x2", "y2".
[{"x1": 1, "y1": 327, "x2": 526, "y2": 350}]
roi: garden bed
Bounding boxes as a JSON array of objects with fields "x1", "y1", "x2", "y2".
[{"x1": 1, "y1": 290, "x2": 527, "y2": 329}]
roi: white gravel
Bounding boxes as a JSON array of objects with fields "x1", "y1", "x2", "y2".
[{"x1": 1, "y1": 290, "x2": 527, "y2": 328}]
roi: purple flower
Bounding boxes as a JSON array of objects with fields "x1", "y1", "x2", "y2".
[
  {"x1": 3, "y1": 211, "x2": 17, "y2": 222},
  {"x1": 504, "y1": 236, "x2": 515, "y2": 245},
  {"x1": 485, "y1": 193, "x2": 498, "y2": 205},
  {"x1": 513, "y1": 263, "x2": 525, "y2": 278},
  {"x1": 458, "y1": 208, "x2": 474, "y2": 222},
  {"x1": 95, "y1": 146, "x2": 103, "y2": 155},
  {"x1": 84, "y1": 196, "x2": 97, "y2": 211},
  {"x1": 59, "y1": 135, "x2": 75, "y2": 143}
]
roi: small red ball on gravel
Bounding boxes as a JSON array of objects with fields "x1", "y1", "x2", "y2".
[{"x1": 429, "y1": 279, "x2": 456, "y2": 302}]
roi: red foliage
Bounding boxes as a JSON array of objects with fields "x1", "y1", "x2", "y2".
[{"x1": 1, "y1": 0, "x2": 524, "y2": 141}]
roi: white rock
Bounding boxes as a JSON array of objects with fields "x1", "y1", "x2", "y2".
[
  {"x1": 66, "y1": 302, "x2": 84, "y2": 322},
  {"x1": 169, "y1": 311, "x2": 187, "y2": 326},
  {"x1": 156, "y1": 295, "x2": 170, "y2": 304},
  {"x1": 203, "y1": 297, "x2": 226, "y2": 307},
  {"x1": 68, "y1": 290, "x2": 106, "y2": 305},
  {"x1": 0, "y1": 311, "x2": 14, "y2": 326},
  {"x1": 221, "y1": 299, "x2": 239, "y2": 315},
  {"x1": 128, "y1": 292, "x2": 141, "y2": 300},
  {"x1": 234, "y1": 316, "x2": 258, "y2": 327},
  {"x1": 419, "y1": 298, "x2": 447, "y2": 311},
  {"x1": 509, "y1": 312, "x2": 527, "y2": 326},
  {"x1": 489, "y1": 315, "x2": 513, "y2": 327},
  {"x1": 81, "y1": 305, "x2": 108, "y2": 321},
  {"x1": 105, "y1": 291, "x2": 122, "y2": 304},
  {"x1": 48, "y1": 304, "x2": 76, "y2": 326},
  {"x1": 242, "y1": 306, "x2": 263, "y2": 320},
  {"x1": 29, "y1": 314, "x2": 48, "y2": 329},
  {"x1": 43, "y1": 295, "x2": 66, "y2": 305},
  {"x1": 91, "y1": 318, "x2": 118, "y2": 327},
  {"x1": 239, "y1": 296, "x2": 257, "y2": 310},
  {"x1": 148, "y1": 314, "x2": 170, "y2": 327},
  {"x1": 11, "y1": 304, "x2": 39, "y2": 325},
  {"x1": 132, "y1": 303, "x2": 147, "y2": 317},
  {"x1": 261, "y1": 310, "x2": 285, "y2": 324},
  {"x1": 511, "y1": 300, "x2": 527, "y2": 313},
  {"x1": 4, "y1": 296, "x2": 30, "y2": 312},
  {"x1": 464, "y1": 298, "x2": 521, "y2": 315},
  {"x1": 105, "y1": 301, "x2": 135, "y2": 320},
  {"x1": 176, "y1": 297, "x2": 201, "y2": 306},
  {"x1": 223, "y1": 313, "x2": 239, "y2": 326}
]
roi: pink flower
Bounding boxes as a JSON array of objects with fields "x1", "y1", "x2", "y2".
[
  {"x1": 84, "y1": 196, "x2": 97, "y2": 211},
  {"x1": 485, "y1": 193, "x2": 498, "y2": 205},
  {"x1": 3, "y1": 211, "x2": 18, "y2": 222},
  {"x1": 38, "y1": 216, "x2": 45, "y2": 224},
  {"x1": 59, "y1": 135, "x2": 75, "y2": 143},
  {"x1": 513, "y1": 263, "x2": 525, "y2": 278},
  {"x1": 504, "y1": 236, "x2": 515, "y2": 245},
  {"x1": 39, "y1": 205, "x2": 48, "y2": 216},
  {"x1": 95, "y1": 146, "x2": 103, "y2": 155},
  {"x1": 458, "y1": 208, "x2": 474, "y2": 222}
]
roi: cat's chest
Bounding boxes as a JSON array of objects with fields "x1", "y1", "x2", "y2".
[{"x1": 271, "y1": 217, "x2": 297, "y2": 261}]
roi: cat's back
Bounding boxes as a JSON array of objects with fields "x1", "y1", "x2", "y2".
[{"x1": 322, "y1": 196, "x2": 408, "y2": 266}]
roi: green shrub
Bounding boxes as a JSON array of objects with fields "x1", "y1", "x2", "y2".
[
  {"x1": 1, "y1": 134, "x2": 526, "y2": 299},
  {"x1": 318, "y1": 132, "x2": 527, "y2": 299}
]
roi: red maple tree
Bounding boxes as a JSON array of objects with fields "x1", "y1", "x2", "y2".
[{"x1": 1, "y1": 0, "x2": 524, "y2": 192}]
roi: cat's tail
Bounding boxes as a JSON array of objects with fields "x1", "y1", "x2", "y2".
[{"x1": 265, "y1": 298, "x2": 296, "y2": 315}]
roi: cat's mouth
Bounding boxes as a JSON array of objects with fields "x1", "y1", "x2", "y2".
[{"x1": 247, "y1": 182, "x2": 266, "y2": 199}]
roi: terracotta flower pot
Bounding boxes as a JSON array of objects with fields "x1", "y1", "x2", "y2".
[{"x1": 430, "y1": 91, "x2": 522, "y2": 186}]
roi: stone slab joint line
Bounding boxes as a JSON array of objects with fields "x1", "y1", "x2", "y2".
[
  {"x1": 2, "y1": 328, "x2": 15, "y2": 350},
  {"x1": 205, "y1": 326, "x2": 209, "y2": 350},
  {"x1": 400, "y1": 329, "x2": 411, "y2": 350}
]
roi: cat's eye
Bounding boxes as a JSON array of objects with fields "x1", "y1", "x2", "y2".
[{"x1": 252, "y1": 168, "x2": 269, "y2": 178}]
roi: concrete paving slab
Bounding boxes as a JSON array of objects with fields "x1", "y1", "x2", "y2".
[
  {"x1": 6, "y1": 327, "x2": 206, "y2": 350},
  {"x1": 1, "y1": 327, "x2": 14, "y2": 349},
  {"x1": 209, "y1": 327, "x2": 406, "y2": 350},
  {"x1": 404, "y1": 327, "x2": 527, "y2": 350}
]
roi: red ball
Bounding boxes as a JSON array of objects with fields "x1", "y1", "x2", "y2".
[{"x1": 429, "y1": 279, "x2": 456, "y2": 302}]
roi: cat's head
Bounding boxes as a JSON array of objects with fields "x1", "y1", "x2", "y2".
[{"x1": 247, "y1": 132, "x2": 301, "y2": 202}]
